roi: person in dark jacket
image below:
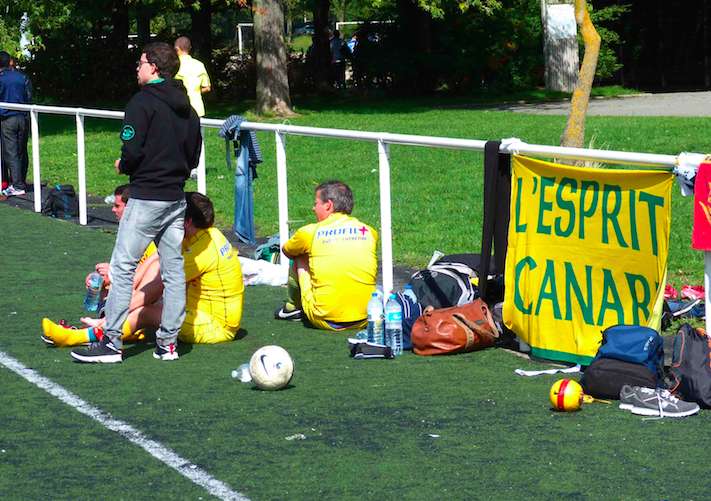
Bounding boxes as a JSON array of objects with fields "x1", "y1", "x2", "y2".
[
  {"x1": 0, "y1": 51, "x2": 32, "y2": 197},
  {"x1": 71, "y1": 42, "x2": 202, "y2": 364}
]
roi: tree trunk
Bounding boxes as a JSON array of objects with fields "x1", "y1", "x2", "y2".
[
  {"x1": 136, "y1": 3, "x2": 152, "y2": 48},
  {"x1": 311, "y1": 0, "x2": 332, "y2": 91},
  {"x1": 189, "y1": 0, "x2": 212, "y2": 64},
  {"x1": 560, "y1": 0, "x2": 600, "y2": 149},
  {"x1": 254, "y1": 0, "x2": 295, "y2": 116},
  {"x1": 108, "y1": 0, "x2": 130, "y2": 50}
]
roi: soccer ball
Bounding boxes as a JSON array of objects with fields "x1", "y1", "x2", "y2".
[
  {"x1": 249, "y1": 345, "x2": 294, "y2": 391},
  {"x1": 549, "y1": 378, "x2": 584, "y2": 412}
]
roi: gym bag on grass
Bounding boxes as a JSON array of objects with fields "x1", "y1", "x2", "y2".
[
  {"x1": 669, "y1": 323, "x2": 711, "y2": 408},
  {"x1": 411, "y1": 299, "x2": 499, "y2": 356}
]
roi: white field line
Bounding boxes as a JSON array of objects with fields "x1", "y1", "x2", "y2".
[{"x1": 0, "y1": 350, "x2": 249, "y2": 501}]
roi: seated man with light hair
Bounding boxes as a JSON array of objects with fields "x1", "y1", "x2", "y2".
[
  {"x1": 42, "y1": 192, "x2": 244, "y2": 346},
  {"x1": 275, "y1": 180, "x2": 378, "y2": 330}
]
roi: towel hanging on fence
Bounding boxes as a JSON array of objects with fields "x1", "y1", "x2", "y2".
[
  {"x1": 479, "y1": 141, "x2": 511, "y2": 301},
  {"x1": 219, "y1": 115, "x2": 263, "y2": 244}
]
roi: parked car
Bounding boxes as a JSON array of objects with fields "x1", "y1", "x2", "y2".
[{"x1": 294, "y1": 23, "x2": 314, "y2": 36}]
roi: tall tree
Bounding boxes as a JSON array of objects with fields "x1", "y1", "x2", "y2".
[
  {"x1": 560, "y1": 0, "x2": 600, "y2": 148},
  {"x1": 254, "y1": 0, "x2": 295, "y2": 115},
  {"x1": 188, "y1": 0, "x2": 213, "y2": 62},
  {"x1": 311, "y1": 0, "x2": 331, "y2": 90}
]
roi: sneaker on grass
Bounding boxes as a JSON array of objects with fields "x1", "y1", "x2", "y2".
[
  {"x1": 153, "y1": 343, "x2": 179, "y2": 361},
  {"x1": 70, "y1": 336, "x2": 122, "y2": 363},
  {"x1": 2, "y1": 185, "x2": 25, "y2": 197},
  {"x1": 274, "y1": 305, "x2": 303, "y2": 321},
  {"x1": 619, "y1": 385, "x2": 699, "y2": 418}
]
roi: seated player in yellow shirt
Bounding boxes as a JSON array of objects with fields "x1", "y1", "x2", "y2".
[
  {"x1": 275, "y1": 180, "x2": 378, "y2": 331},
  {"x1": 85, "y1": 184, "x2": 158, "y2": 322},
  {"x1": 42, "y1": 192, "x2": 245, "y2": 346}
]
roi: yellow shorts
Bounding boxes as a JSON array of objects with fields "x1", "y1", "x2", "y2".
[
  {"x1": 179, "y1": 308, "x2": 238, "y2": 344},
  {"x1": 297, "y1": 269, "x2": 367, "y2": 332}
]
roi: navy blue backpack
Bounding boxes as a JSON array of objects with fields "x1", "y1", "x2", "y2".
[
  {"x1": 394, "y1": 291, "x2": 423, "y2": 351},
  {"x1": 594, "y1": 325, "x2": 665, "y2": 386}
]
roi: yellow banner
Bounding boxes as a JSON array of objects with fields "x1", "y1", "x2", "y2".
[{"x1": 503, "y1": 156, "x2": 673, "y2": 364}]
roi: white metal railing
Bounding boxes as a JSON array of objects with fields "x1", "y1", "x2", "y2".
[{"x1": 0, "y1": 101, "x2": 698, "y2": 299}]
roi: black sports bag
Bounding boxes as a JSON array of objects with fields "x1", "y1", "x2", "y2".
[
  {"x1": 581, "y1": 358, "x2": 657, "y2": 400},
  {"x1": 669, "y1": 323, "x2": 711, "y2": 408}
]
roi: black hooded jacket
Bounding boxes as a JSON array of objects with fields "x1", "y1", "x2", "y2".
[{"x1": 118, "y1": 78, "x2": 201, "y2": 201}]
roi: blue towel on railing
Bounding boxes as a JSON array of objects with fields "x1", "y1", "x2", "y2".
[
  {"x1": 219, "y1": 115, "x2": 263, "y2": 171},
  {"x1": 219, "y1": 115, "x2": 263, "y2": 244}
]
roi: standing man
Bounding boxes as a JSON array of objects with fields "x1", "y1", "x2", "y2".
[
  {"x1": 174, "y1": 36, "x2": 211, "y2": 118},
  {"x1": 71, "y1": 42, "x2": 202, "y2": 364},
  {"x1": 0, "y1": 51, "x2": 32, "y2": 197},
  {"x1": 174, "y1": 36, "x2": 211, "y2": 179}
]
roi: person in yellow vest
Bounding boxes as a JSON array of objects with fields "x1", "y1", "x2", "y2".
[
  {"x1": 174, "y1": 36, "x2": 211, "y2": 118},
  {"x1": 42, "y1": 192, "x2": 245, "y2": 346},
  {"x1": 275, "y1": 180, "x2": 378, "y2": 330}
]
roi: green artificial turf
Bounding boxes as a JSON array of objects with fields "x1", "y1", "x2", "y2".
[{"x1": 2, "y1": 203, "x2": 711, "y2": 500}]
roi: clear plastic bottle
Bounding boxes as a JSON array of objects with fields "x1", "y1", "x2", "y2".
[
  {"x1": 385, "y1": 293, "x2": 403, "y2": 356},
  {"x1": 231, "y1": 363, "x2": 253, "y2": 383},
  {"x1": 402, "y1": 284, "x2": 418, "y2": 303},
  {"x1": 83, "y1": 271, "x2": 104, "y2": 312},
  {"x1": 366, "y1": 292, "x2": 385, "y2": 344}
]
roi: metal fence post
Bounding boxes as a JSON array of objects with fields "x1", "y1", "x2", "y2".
[
  {"x1": 76, "y1": 112, "x2": 87, "y2": 225},
  {"x1": 275, "y1": 131, "x2": 290, "y2": 269},
  {"x1": 197, "y1": 126, "x2": 207, "y2": 195},
  {"x1": 378, "y1": 139, "x2": 394, "y2": 296},
  {"x1": 30, "y1": 108, "x2": 41, "y2": 213}
]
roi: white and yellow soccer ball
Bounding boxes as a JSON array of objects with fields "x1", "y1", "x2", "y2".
[{"x1": 249, "y1": 345, "x2": 294, "y2": 391}]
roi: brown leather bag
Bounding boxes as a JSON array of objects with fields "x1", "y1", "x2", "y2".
[{"x1": 411, "y1": 299, "x2": 499, "y2": 356}]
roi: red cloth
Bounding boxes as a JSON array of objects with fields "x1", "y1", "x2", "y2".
[{"x1": 692, "y1": 162, "x2": 711, "y2": 250}]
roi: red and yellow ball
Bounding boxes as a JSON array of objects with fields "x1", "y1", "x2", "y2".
[{"x1": 549, "y1": 378, "x2": 584, "y2": 412}]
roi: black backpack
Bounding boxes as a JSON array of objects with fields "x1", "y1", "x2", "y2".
[
  {"x1": 409, "y1": 261, "x2": 478, "y2": 309},
  {"x1": 669, "y1": 323, "x2": 711, "y2": 408},
  {"x1": 582, "y1": 358, "x2": 658, "y2": 400},
  {"x1": 42, "y1": 184, "x2": 79, "y2": 219}
]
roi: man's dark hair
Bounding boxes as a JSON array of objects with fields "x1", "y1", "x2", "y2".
[
  {"x1": 174, "y1": 36, "x2": 192, "y2": 53},
  {"x1": 0, "y1": 51, "x2": 11, "y2": 69},
  {"x1": 185, "y1": 192, "x2": 214, "y2": 229},
  {"x1": 316, "y1": 180, "x2": 353, "y2": 214},
  {"x1": 114, "y1": 184, "x2": 130, "y2": 203},
  {"x1": 143, "y1": 42, "x2": 179, "y2": 79}
]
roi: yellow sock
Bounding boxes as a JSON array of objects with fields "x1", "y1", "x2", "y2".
[
  {"x1": 121, "y1": 319, "x2": 146, "y2": 343},
  {"x1": 41, "y1": 318, "x2": 90, "y2": 347}
]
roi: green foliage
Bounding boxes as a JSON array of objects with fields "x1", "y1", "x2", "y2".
[
  {"x1": 0, "y1": 18, "x2": 20, "y2": 55},
  {"x1": 588, "y1": 3, "x2": 630, "y2": 80},
  {"x1": 417, "y1": 0, "x2": 501, "y2": 18}
]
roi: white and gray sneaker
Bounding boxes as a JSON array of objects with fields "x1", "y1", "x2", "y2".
[
  {"x1": 2, "y1": 185, "x2": 26, "y2": 197},
  {"x1": 619, "y1": 385, "x2": 699, "y2": 418}
]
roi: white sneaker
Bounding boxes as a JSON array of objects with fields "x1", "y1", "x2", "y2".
[{"x1": 3, "y1": 185, "x2": 26, "y2": 197}]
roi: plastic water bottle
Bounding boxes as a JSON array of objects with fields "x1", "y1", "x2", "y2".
[
  {"x1": 83, "y1": 272, "x2": 104, "y2": 312},
  {"x1": 402, "y1": 284, "x2": 418, "y2": 303},
  {"x1": 231, "y1": 363, "x2": 252, "y2": 383},
  {"x1": 385, "y1": 293, "x2": 403, "y2": 356},
  {"x1": 366, "y1": 292, "x2": 385, "y2": 344}
]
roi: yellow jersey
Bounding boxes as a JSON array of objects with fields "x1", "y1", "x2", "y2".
[
  {"x1": 182, "y1": 227, "x2": 244, "y2": 329},
  {"x1": 175, "y1": 54, "x2": 210, "y2": 117},
  {"x1": 284, "y1": 212, "x2": 378, "y2": 324},
  {"x1": 139, "y1": 241, "x2": 157, "y2": 265}
]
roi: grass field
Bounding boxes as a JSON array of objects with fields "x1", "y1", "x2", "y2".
[
  {"x1": 22, "y1": 95, "x2": 711, "y2": 284},
  {"x1": 3, "y1": 198, "x2": 711, "y2": 500}
]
